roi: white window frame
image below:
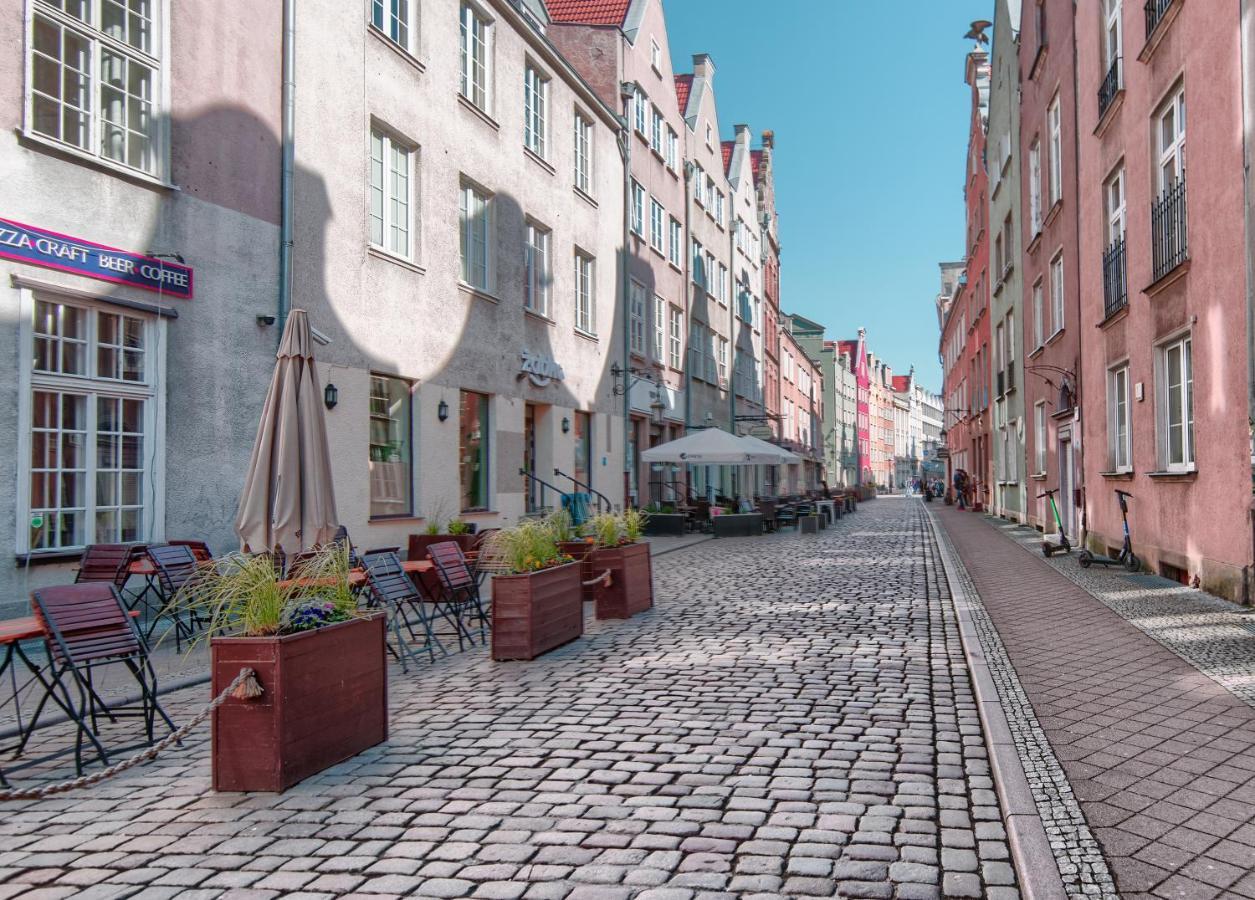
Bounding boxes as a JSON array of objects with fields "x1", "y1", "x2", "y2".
[
  {"x1": 1105, "y1": 0, "x2": 1122, "y2": 74},
  {"x1": 650, "y1": 106, "x2": 663, "y2": 154},
  {"x1": 689, "y1": 321, "x2": 706, "y2": 379},
  {"x1": 630, "y1": 180, "x2": 645, "y2": 236},
  {"x1": 371, "y1": 0, "x2": 413, "y2": 52},
  {"x1": 633, "y1": 87, "x2": 646, "y2": 134},
  {"x1": 668, "y1": 216, "x2": 682, "y2": 267},
  {"x1": 524, "y1": 220, "x2": 551, "y2": 317},
  {"x1": 1108, "y1": 363, "x2": 1131, "y2": 472},
  {"x1": 1158, "y1": 333, "x2": 1194, "y2": 471},
  {"x1": 459, "y1": 179, "x2": 493, "y2": 292},
  {"x1": 665, "y1": 126, "x2": 678, "y2": 170},
  {"x1": 26, "y1": 0, "x2": 167, "y2": 179},
  {"x1": 16, "y1": 289, "x2": 168, "y2": 555},
  {"x1": 1032, "y1": 278, "x2": 1044, "y2": 349},
  {"x1": 650, "y1": 37, "x2": 661, "y2": 72},
  {"x1": 1049, "y1": 252, "x2": 1064, "y2": 336},
  {"x1": 575, "y1": 250, "x2": 596, "y2": 336},
  {"x1": 459, "y1": 2, "x2": 493, "y2": 113},
  {"x1": 668, "y1": 304, "x2": 682, "y2": 369},
  {"x1": 523, "y1": 63, "x2": 548, "y2": 158},
  {"x1": 649, "y1": 198, "x2": 665, "y2": 253},
  {"x1": 369, "y1": 125, "x2": 415, "y2": 260},
  {"x1": 1047, "y1": 95, "x2": 1062, "y2": 206},
  {"x1": 652, "y1": 295, "x2": 665, "y2": 361},
  {"x1": 628, "y1": 280, "x2": 646, "y2": 355},
  {"x1": 1106, "y1": 164, "x2": 1126, "y2": 244},
  {"x1": 573, "y1": 110, "x2": 592, "y2": 195},
  {"x1": 1156, "y1": 84, "x2": 1186, "y2": 193},
  {"x1": 1034, "y1": 401, "x2": 1047, "y2": 475},
  {"x1": 1029, "y1": 140, "x2": 1042, "y2": 233}
]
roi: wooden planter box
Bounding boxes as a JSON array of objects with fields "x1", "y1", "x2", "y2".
[
  {"x1": 590, "y1": 542, "x2": 653, "y2": 620},
  {"x1": 557, "y1": 540, "x2": 598, "y2": 601},
  {"x1": 643, "y1": 513, "x2": 686, "y2": 536},
  {"x1": 712, "y1": 512, "x2": 764, "y2": 538},
  {"x1": 210, "y1": 613, "x2": 387, "y2": 793},
  {"x1": 492, "y1": 561, "x2": 583, "y2": 661}
]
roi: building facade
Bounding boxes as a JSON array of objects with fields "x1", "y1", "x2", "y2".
[
  {"x1": 1019, "y1": 0, "x2": 1082, "y2": 536},
  {"x1": 548, "y1": 0, "x2": 690, "y2": 508},
  {"x1": 779, "y1": 324, "x2": 824, "y2": 491},
  {"x1": 0, "y1": 0, "x2": 283, "y2": 612},
  {"x1": 293, "y1": 0, "x2": 625, "y2": 550},
  {"x1": 988, "y1": 0, "x2": 1027, "y2": 522},
  {"x1": 1078, "y1": 0, "x2": 1250, "y2": 597}
]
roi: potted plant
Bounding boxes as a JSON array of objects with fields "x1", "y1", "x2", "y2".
[
  {"x1": 549, "y1": 510, "x2": 596, "y2": 602},
  {"x1": 479, "y1": 521, "x2": 583, "y2": 661},
  {"x1": 642, "y1": 502, "x2": 686, "y2": 536},
  {"x1": 588, "y1": 510, "x2": 654, "y2": 620},
  {"x1": 173, "y1": 546, "x2": 387, "y2": 793}
]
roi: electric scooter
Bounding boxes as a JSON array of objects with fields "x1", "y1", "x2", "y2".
[
  {"x1": 1037, "y1": 488, "x2": 1071, "y2": 557},
  {"x1": 1078, "y1": 489, "x2": 1139, "y2": 571}
]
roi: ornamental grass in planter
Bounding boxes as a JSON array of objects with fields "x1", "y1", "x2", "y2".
[
  {"x1": 550, "y1": 510, "x2": 597, "y2": 602},
  {"x1": 587, "y1": 509, "x2": 654, "y2": 620},
  {"x1": 171, "y1": 546, "x2": 386, "y2": 793},
  {"x1": 479, "y1": 521, "x2": 582, "y2": 661}
]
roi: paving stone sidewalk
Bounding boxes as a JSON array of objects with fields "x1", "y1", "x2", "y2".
[
  {"x1": 0, "y1": 499, "x2": 1019, "y2": 899},
  {"x1": 935, "y1": 506, "x2": 1255, "y2": 900}
]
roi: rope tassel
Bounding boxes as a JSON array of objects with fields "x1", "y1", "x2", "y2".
[{"x1": 230, "y1": 668, "x2": 264, "y2": 700}]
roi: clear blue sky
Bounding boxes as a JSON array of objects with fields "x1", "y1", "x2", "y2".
[{"x1": 665, "y1": 0, "x2": 989, "y2": 391}]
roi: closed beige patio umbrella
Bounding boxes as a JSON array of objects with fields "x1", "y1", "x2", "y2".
[{"x1": 234, "y1": 309, "x2": 339, "y2": 553}]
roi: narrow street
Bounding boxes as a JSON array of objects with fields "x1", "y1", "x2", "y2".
[{"x1": 3, "y1": 500, "x2": 1018, "y2": 900}]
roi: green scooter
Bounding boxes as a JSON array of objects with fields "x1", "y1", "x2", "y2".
[
  {"x1": 1079, "y1": 489, "x2": 1139, "y2": 571},
  {"x1": 1037, "y1": 488, "x2": 1071, "y2": 557}
]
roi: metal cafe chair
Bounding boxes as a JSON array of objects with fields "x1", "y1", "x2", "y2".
[
  {"x1": 144, "y1": 544, "x2": 202, "y2": 651},
  {"x1": 168, "y1": 539, "x2": 213, "y2": 562},
  {"x1": 24, "y1": 583, "x2": 177, "y2": 775},
  {"x1": 428, "y1": 541, "x2": 489, "y2": 648},
  {"x1": 362, "y1": 549, "x2": 442, "y2": 672}
]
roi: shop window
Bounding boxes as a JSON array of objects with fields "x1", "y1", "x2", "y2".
[
  {"x1": 460, "y1": 390, "x2": 490, "y2": 511},
  {"x1": 368, "y1": 374, "x2": 413, "y2": 518}
]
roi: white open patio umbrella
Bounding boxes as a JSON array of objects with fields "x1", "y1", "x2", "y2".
[
  {"x1": 640, "y1": 428, "x2": 784, "y2": 465},
  {"x1": 738, "y1": 434, "x2": 801, "y2": 464},
  {"x1": 234, "y1": 309, "x2": 339, "y2": 553}
]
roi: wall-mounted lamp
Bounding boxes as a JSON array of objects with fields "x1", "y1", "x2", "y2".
[
  {"x1": 323, "y1": 382, "x2": 339, "y2": 410},
  {"x1": 437, "y1": 400, "x2": 450, "y2": 422},
  {"x1": 562, "y1": 417, "x2": 571, "y2": 434},
  {"x1": 256, "y1": 314, "x2": 276, "y2": 327}
]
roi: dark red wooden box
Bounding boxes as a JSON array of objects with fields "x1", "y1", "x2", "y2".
[
  {"x1": 210, "y1": 613, "x2": 387, "y2": 792},
  {"x1": 558, "y1": 540, "x2": 597, "y2": 601},
  {"x1": 491, "y1": 561, "x2": 583, "y2": 661},
  {"x1": 591, "y1": 542, "x2": 654, "y2": 619}
]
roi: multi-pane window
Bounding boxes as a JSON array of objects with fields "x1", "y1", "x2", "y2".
[
  {"x1": 705, "y1": 330, "x2": 718, "y2": 382},
  {"x1": 668, "y1": 217, "x2": 682, "y2": 267},
  {"x1": 523, "y1": 65, "x2": 548, "y2": 158},
  {"x1": 575, "y1": 251, "x2": 595, "y2": 335},
  {"x1": 1029, "y1": 140, "x2": 1042, "y2": 233},
  {"x1": 1160, "y1": 335, "x2": 1193, "y2": 470},
  {"x1": 650, "y1": 38, "x2": 661, "y2": 70},
  {"x1": 994, "y1": 233, "x2": 1004, "y2": 280},
  {"x1": 1049, "y1": 253, "x2": 1064, "y2": 335},
  {"x1": 633, "y1": 88, "x2": 646, "y2": 133},
  {"x1": 665, "y1": 127, "x2": 678, "y2": 170},
  {"x1": 717, "y1": 337, "x2": 729, "y2": 383},
  {"x1": 1047, "y1": 96, "x2": 1062, "y2": 205},
  {"x1": 689, "y1": 322, "x2": 706, "y2": 378},
  {"x1": 714, "y1": 191, "x2": 724, "y2": 227},
  {"x1": 29, "y1": 0, "x2": 161, "y2": 175},
  {"x1": 27, "y1": 299, "x2": 154, "y2": 552},
  {"x1": 1032, "y1": 279, "x2": 1044, "y2": 348},
  {"x1": 1106, "y1": 166, "x2": 1126, "y2": 243},
  {"x1": 1105, "y1": 0, "x2": 1122, "y2": 71},
  {"x1": 668, "y1": 305, "x2": 682, "y2": 369},
  {"x1": 709, "y1": 256, "x2": 721, "y2": 299},
  {"x1": 524, "y1": 221, "x2": 550, "y2": 316},
  {"x1": 693, "y1": 164, "x2": 705, "y2": 206},
  {"x1": 1109, "y1": 365, "x2": 1130, "y2": 471},
  {"x1": 459, "y1": 390, "x2": 490, "y2": 511},
  {"x1": 573, "y1": 112, "x2": 592, "y2": 194},
  {"x1": 1034, "y1": 402, "x2": 1047, "y2": 474},
  {"x1": 369, "y1": 375, "x2": 412, "y2": 518},
  {"x1": 459, "y1": 181, "x2": 491, "y2": 290},
  {"x1": 649, "y1": 198, "x2": 665, "y2": 252},
  {"x1": 705, "y1": 176, "x2": 716, "y2": 212},
  {"x1": 630, "y1": 181, "x2": 645, "y2": 236},
  {"x1": 691, "y1": 238, "x2": 704, "y2": 287},
  {"x1": 1001, "y1": 215, "x2": 1013, "y2": 274},
  {"x1": 369, "y1": 128, "x2": 412, "y2": 258},
  {"x1": 650, "y1": 106, "x2": 663, "y2": 154},
  {"x1": 629, "y1": 281, "x2": 646, "y2": 355},
  {"x1": 652, "y1": 295, "x2": 665, "y2": 360},
  {"x1": 1157, "y1": 85, "x2": 1186, "y2": 192},
  {"x1": 371, "y1": 0, "x2": 411, "y2": 50},
  {"x1": 459, "y1": 3, "x2": 491, "y2": 112}
]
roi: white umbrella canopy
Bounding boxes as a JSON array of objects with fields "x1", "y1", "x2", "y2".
[
  {"x1": 640, "y1": 428, "x2": 783, "y2": 465},
  {"x1": 234, "y1": 309, "x2": 339, "y2": 554},
  {"x1": 738, "y1": 434, "x2": 801, "y2": 463}
]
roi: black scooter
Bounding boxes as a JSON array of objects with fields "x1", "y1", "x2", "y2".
[
  {"x1": 1037, "y1": 488, "x2": 1071, "y2": 557},
  {"x1": 1079, "y1": 489, "x2": 1139, "y2": 571}
]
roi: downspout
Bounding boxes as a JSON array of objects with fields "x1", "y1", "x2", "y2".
[
  {"x1": 618, "y1": 88, "x2": 632, "y2": 511},
  {"x1": 682, "y1": 159, "x2": 694, "y2": 501},
  {"x1": 1070, "y1": 12, "x2": 1086, "y2": 546},
  {"x1": 278, "y1": 0, "x2": 296, "y2": 334},
  {"x1": 1242, "y1": 0, "x2": 1255, "y2": 603}
]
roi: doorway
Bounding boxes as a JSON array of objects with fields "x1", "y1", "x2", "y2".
[
  {"x1": 1059, "y1": 434, "x2": 1075, "y2": 537},
  {"x1": 524, "y1": 404, "x2": 538, "y2": 513}
]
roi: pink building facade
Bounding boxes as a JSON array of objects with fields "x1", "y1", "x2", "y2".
[
  {"x1": 1077, "y1": 0, "x2": 1251, "y2": 597},
  {"x1": 837, "y1": 332, "x2": 871, "y2": 486}
]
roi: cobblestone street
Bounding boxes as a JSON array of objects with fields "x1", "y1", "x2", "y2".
[{"x1": 0, "y1": 499, "x2": 1020, "y2": 899}]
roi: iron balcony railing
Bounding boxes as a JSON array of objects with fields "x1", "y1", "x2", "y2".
[
  {"x1": 1144, "y1": 0, "x2": 1174, "y2": 41},
  {"x1": 1102, "y1": 235, "x2": 1128, "y2": 319},
  {"x1": 1097, "y1": 57, "x2": 1121, "y2": 120},
  {"x1": 1150, "y1": 178, "x2": 1188, "y2": 284}
]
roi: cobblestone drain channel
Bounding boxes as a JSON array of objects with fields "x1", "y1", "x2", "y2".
[
  {"x1": 984, "y1": 517, "x2": 1255, "y2": 712},
  {"x1": 924, "y1": 505, "x2": 1119, "y2": 900}
]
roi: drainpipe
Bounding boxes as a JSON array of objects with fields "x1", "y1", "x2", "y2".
[
  {"x1": 1242, "y1": 0, "x2": 1255, "y2": 602},
  {"x1": 682, "y1": 159, "x2": 694, "y2": 501},
  {"x1": 618, "y1": 83, "x2": 634, "y2": 511},
  {"x1": 1070, "y1": 13, "x2": 1086, "y2": 546},
  {"x1": 278, "y1": 0, "x2": 296, "y2": 334}
]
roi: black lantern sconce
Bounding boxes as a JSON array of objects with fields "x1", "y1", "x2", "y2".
[
  {"x1": 323, "y1": 382, "x2": 338, "y2": 410},
  {"x1": 437, "y1": 399, "x2": 450, "y2": 422},
  {"x1": 561, "y1": 417, "x2": 571, "y2": 433}
]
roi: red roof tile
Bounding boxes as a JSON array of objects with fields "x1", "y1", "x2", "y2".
[
  {"x1": 674, "y1": 74, "x2": 693, "y2": 116},
  {"x1": 546, "y1": 0, "x2": 631, "y2": 25},
  {"x1": 892, "y1": 375, "x2": 911, "y2": 392},
  {"x1": 720, "y1": 141, "x2": 734, "y2": 174}
]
